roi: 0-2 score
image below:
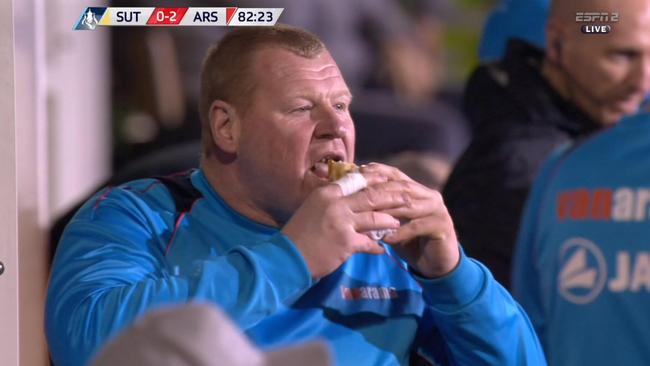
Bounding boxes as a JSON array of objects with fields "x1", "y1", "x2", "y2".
[
  {"x1": 155, "y1": 9, "x2": 177, "y2": 22},
  {"x1": 148, "y1": 8, "x2": 188, "y2": 25}
]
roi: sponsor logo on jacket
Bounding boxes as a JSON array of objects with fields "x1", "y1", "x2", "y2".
[
  {"x1": 558, "y1": 238, "x2": 650, "y2": 304},
  {"x1": 557, "y1": 187, "x2": 650, "y2": 222},
  {"x1": 340, "y1": 286, "x2": 398, "y2": 300}
]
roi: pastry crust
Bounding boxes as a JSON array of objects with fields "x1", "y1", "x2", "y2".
[{"x1": 327, "y1": 160, "x2": 358, "y2": 181}]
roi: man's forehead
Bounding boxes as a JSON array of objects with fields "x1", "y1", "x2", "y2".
[
  {"x1": 555, "y1": 0, "x2": 650, "y2": 24},
  {"x1": 566, "y1": 1, "x2": 650, "y2": 46},
  {"x1": 615, "y1": 7, "x2": 650, "y2": 34},
  {"x1": 591, "y1": 12, "x2": 650, "y2": 47},
  {"x1": 253, "y1": 47, "x2": 343, "y2": 80}
]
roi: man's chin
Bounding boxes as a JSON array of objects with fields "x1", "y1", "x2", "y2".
[
  {"x1": 597, "y1": 111, "x2": 624, "y2": 126},
  {"x1": 617, "y1": 95, "x2": 644, "y2": 112},
  {"x1": 603, "y1": 104, "x2": 641, "y2": 125}
]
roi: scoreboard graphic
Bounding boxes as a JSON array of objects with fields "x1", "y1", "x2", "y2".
[{"x1": 74, "y1": 7, "x2": 284, "y2": 29}]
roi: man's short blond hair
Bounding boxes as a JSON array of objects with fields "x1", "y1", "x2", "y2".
[{"x1": 199, "y1": 25, "x2": 325, "y2": 158}]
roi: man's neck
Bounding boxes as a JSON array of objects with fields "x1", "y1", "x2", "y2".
[
  {"x1": 201, "y1": 159, "x2": 281, "y2": 228},
  {"x1": 541, "y1": 58, "x2": 571, "y2": 101},
  {"x1": 540, "y1": 58, "x2": 606, "y2": 128}
]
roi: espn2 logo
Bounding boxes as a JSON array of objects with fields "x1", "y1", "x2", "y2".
[{"x1": 576, "y1": 12, "x2": 619, "y2": 34}]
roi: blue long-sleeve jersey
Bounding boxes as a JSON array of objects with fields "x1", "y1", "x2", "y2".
[
  {"x1": 47, "y1": 169, "x2": 545, "y2": 366},
  {"x1": 512, "y1": 113, "x2": 650, "y2": 365}
]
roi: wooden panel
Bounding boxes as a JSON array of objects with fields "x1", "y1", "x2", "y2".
[{"x1": 0, "y1": 0, "x2": 19, "y2": 363}]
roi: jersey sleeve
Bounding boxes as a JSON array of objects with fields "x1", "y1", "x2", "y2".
[
  {"x1": 413, "y1": 249, "x2": 547, "y2": 365},
  {"x1": 45, "y1": 187, "x2": 313, "y2": 366}
]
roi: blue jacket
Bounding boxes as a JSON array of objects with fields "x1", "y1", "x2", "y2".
[
  {"x1": 513, "y1": 113, "x2": 650, "y2": 365},
  {"x1": 47, "y1": 169, "x2": 545, "y2": 366}
]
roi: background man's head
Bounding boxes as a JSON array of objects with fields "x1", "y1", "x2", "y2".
[
  {"x1": 544, "y1": 0, "x2": 650, "y2": 125},
  {"x1": 199, "y1": 25, "x2": 326, "y2": 159}
]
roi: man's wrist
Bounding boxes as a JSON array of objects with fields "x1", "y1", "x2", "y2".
[
  {"x1": 412, "y1": 243, "x2": 462, "y2": 279},
  {"x1": 410, "y1": 247, "x2": 486, "y2": 311}
]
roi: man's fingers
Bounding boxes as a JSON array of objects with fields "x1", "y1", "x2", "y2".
[
  {"x1": 352, "y1": 234, "x2": 386, "y2": 255},
  {"x1": 380, "y1": 199, "x2": 438, "y2": 219},
  {"x1": 359, "y1": 162, "x2": 411, "y2": 182},
  {"x1": 353, "y1": 211, "x2": 400, "y2": 232},
  {"x1": 361, "y1": 172, "x2": 390, "y2": 187},
  {"x1": 367, "y1": 180, "x2": 435, "y2": 200},
  {"x1": 382, "y1": 216, "x2": 453, "y2": 245},
  {"x1": 321, "y1": 172, "x2": 388, "y2": 199},
  {"x1": 345, "y1": 188, "x2": 410, "y2": 212},
  {"x1": 340, "y1": 175, "x2": 448, "y2": 223},
  {"x1": 371, "y1": 181, "x2": 445, "y2": 219}
]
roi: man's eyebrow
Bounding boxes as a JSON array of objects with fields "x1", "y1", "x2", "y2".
[
  {"x1": 607, "y1": 47, "x2": 642, "y2": 57},
  {"x1": 284, "y1": 91, "x2": 353, "y2": 101},
  {"x1": 332, "y1": 90, "x2": 353, "y2": 100}
]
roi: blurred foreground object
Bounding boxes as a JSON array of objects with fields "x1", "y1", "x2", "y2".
[{"x1": 92, "y1": 303, "x2": 332, "y2": 366}]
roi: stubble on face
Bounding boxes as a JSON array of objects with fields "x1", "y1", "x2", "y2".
[
  {"x1": 547, "y1": 0, "x2": 650, "y2": 125},
  {"x1": 233, "y1": 47, "x2": 355, "y2": 225}
]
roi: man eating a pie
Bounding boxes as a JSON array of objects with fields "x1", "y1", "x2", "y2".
[{"x1": 46, "y1": 25, "x2": 546, "y2": 366}]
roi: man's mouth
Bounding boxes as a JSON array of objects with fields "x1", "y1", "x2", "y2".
[
  {"x1": 615, "y1": 94, "x2": 643, "y2": 111},
  {"x1": 310, "y1": 155, "x2": 344, "y2": 179}
]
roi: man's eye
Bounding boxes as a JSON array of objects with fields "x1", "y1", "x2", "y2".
[
  {"x1": 611, "y1": 50, "x2": 639, "y2": 61},
  {"x1": 334, "y1": 103, "x2": 347, "y2": 111},
  {"x1": 293, "y1": 106, "x2": 312, "y2": 113}
]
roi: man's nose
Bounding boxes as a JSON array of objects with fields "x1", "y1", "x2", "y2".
[{"x1": 314, "y1": 106, "x2": 349, "y2": 139}]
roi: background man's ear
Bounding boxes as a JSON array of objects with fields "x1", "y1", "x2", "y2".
[
  {"x1": 208, "y1": 100, "x2": 241, "y2": 154},
  {"x1": 545, "y1": 20, "x2": 565, "y2": 65}
]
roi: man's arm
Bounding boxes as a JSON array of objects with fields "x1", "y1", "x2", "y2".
[
  {"x1": 357, "y1": 162, "x2": 546, "y2": 365},
  {"x1": 414, "y1": 251, "x2": 547, "y2": 365},
  {"x1": 46, "y1": 187, "x2": 313, "y2": 366}
]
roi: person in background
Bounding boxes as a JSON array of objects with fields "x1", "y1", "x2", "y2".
[
  {"x1": 170, "y1": 0, "x2": 449, "y2": 105},
  {"x1": 512, "y1": 111, "x2": 650, "y2": 365},
  {"x1": 478, "y1": 0, "x2": 549, "y2": 61},
  {"x1": 45, "y1": 25, "x2": 545, "y2": 366},
  {"x1": 443, "y1": 0, "x2": 650, "y2": 288},
  {"x1": 108, "y1": 0, "x2": 469, "y2": 192}
]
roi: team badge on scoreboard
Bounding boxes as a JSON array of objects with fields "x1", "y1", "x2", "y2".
[{"x1": 74, "y1": 7, "x2": 107, "y2": 30}]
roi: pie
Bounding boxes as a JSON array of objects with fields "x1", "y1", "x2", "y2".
[{"x1": 327, "y1": 160, "x2": 358, "y2": 181}]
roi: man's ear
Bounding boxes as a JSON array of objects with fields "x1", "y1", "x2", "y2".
[
  {"x1": 208, "y1": 100, "x2": 241, "y2": 154},
  {"x1": 545, "y1": 20, "x2": 565, "y2": 65}
]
